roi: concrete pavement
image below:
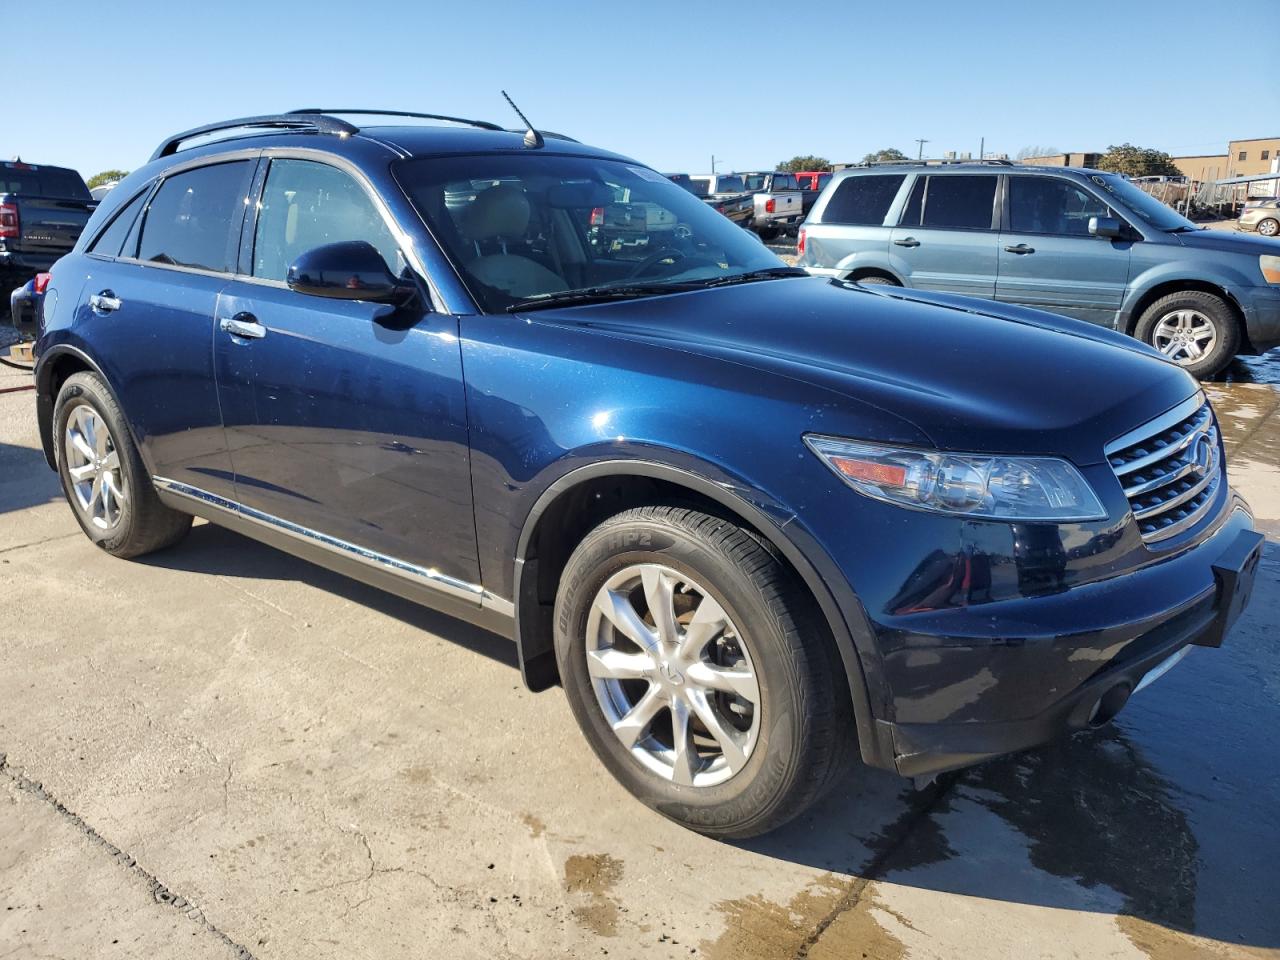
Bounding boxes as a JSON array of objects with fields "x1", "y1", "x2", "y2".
[{"x1": 1, "y1": 357, "x2": 1278, "y2": 960}]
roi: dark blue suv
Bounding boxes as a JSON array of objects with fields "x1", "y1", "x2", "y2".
[{"x1": 31, "y1": 110, "x2": 1264, "y2": 837}]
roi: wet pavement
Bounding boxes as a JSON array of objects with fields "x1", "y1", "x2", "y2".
[{"x1": 0, "y1": 354, "x2": 1278, "y2": 960}]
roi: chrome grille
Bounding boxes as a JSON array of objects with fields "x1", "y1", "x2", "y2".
[{"x1": 1106, "y1": 394, "x2": 1222, "y2": 545}]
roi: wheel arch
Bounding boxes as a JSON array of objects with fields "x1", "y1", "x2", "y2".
[
  {"x1": 511, "y1": 459, "x2": 892, "y2": 770},
  {"x1": 34, "y1": 344, "x2": 106, "y2": 470}
]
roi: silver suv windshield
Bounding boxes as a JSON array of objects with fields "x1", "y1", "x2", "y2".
[
  {"x1": 395, "y1": 155, "x2": 786, "y2": 312},
  {"x1": 1089, "y1": 173, "x2": 1198, "y2": 232}
]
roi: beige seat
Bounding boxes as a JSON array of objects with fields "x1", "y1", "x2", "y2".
[{"x1": 461, "y1": 186, "x2": 565, "y2": 299}]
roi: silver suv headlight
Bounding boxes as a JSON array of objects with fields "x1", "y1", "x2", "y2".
[{"x1": 805, "y1": 435, "x2": 1107, "y2": 522}]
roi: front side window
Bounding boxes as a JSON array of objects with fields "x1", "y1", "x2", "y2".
[
  {"x1": 1008, "y1": 177, "x2": 1109, "y2": 236},
  {"x1": 1089, "y1": 173, "x2": 1196, "y2": 231},
  {"x1": 88, "y1": 188, "x2": 149, "y2": 257},
  {"x1": 823, "y1": 174, "x2": 906, "y2": 225},
  {"x1": 252, "y1": 159, "x2": 403, "y2": 282},
  {"x1": 919, "y1": 175, "x2": 997, "y2": 230},
  {"x1": 137, "y1": 161, "x2": 254, "y2": 272},
  {"x1": 395, "y1": 154, "x2": 783, "y2": 312}
]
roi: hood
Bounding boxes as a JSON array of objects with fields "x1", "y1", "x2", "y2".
[
  {"x1": 519, "y1": 277, "x2": 1198, "y2": 466},
  {"x1": 1174, "y1": 228, "x2": 1280, "y2": 256}
]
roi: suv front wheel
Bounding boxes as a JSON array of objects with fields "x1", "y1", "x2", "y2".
[
  {"x1": 554, "y1": 505, "x2": 853, "y2": 838},
  {"x1": 1134, "y1": 290, "x2": 1239, "y2": 378}
]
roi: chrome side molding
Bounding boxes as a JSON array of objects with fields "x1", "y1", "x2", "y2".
[{"x1": 152, "y1": 476, "x2": 514, "y2": 617}]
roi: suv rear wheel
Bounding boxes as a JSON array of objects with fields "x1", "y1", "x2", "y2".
[
  {"x1": 554, "y1": 505, "x2": 853, "y2": 838},
  {"x1": 1134, "y1": 290, "x2": 1239, "y2": 378},
  {"x1": 54, "y1": 372, "x2": 192, "y2": 558}
]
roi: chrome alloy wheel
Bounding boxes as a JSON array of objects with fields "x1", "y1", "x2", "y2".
[
  {"x1": 1152, "y1": 308, "x2": 1218, "y2": 365},
  {"x1": 585, "y1": 564, "x2": 760, "y2": 787},
  {"x1": 64, "y1": 404, "x2": 127, "y2": 531}
]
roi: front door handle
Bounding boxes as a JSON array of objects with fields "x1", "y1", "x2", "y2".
[
  {"x1": 893, "y1": 237, "x2": 921, "y2": 248},
  {"x1": 88, "y1": 291, "x2": 122, "y2": 314},
  {"x1": 1004, "y1": 243, "x2": 1036, "y2": 255},
  {"x1": 219, "y1": 314, "x2": 266, "y2": 340}
]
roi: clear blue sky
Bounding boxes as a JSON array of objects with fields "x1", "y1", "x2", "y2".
[{"x1": 7, "y1": 0, "x2": 1278, "y2": 179}]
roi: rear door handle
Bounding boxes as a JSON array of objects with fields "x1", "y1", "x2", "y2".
[
  {"x1": 219, "y1": 314, "x2": 267, "y2": 340},
  {"x1": 893, "y1": 237, "x2": 921, "y2": 248},
  {"x1": 88, "y1": 291, "x2": 122, "y2": 314},
  {"x1": 1004, "y1": 244, "x2": 1035, "y2": 255}
]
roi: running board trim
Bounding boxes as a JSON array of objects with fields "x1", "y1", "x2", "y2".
[{"x1": 152, "y1": 476, "x2": 514, "y2": 616}]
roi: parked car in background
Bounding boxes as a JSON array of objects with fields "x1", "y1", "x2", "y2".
[
  {"x1": 34, "y1": 110, "x2": 1261, "y2": 838},
  {"x1": 739, "y1": 171, "x2": 804, "y2": 239},
  {"x1": 798, "y1": 161, "x2": 1280, "y2": 377},
  {"x1": 0, "y1": 160, "x2": 95, "y2": 314},
  {"x1": 794, "y1": 171, "x2": 832, "y2": 194},
  {"x1": 91, "y1": 181, "x2": 120, "y2": 201},
  {"x1": 681, "y1": 173, "x2": 754, "y2": 227},
  {"x1": 1239, "y1": 199, "x2": 1279, "y2": 238}
]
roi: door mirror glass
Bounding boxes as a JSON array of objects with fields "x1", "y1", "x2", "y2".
[
  {"x1": 1089, "y1": 215, "x2": 1123, "y2": 239},
  {"x1": 286, "y1": 240, "x2": 414, "y2": 304}
]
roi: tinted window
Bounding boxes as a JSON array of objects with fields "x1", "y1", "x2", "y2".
[
  {"x1": 688, "y1": 177, "x2": 712, "y2": 197},
  {"x1": 775, "y1": 175, "x2": 797, "y2": 190},
  {"x1": 822, "y1": 174, "x2": 906, "y2": 225},
  {"x1": 1008, "y1": 177, "x2": 1109, "y2": 236},
  {"x1": 253, "y1": 159, "x2": 403, "y2": 283},
  {"x1": 742, "y1": 174, "x2": 767, "y2": 191},
  {"x1": 138, "y1": 161, "x2": 254, "y2": 272},
  {"x1": 0, "y1": 166, "x2": 91, "y2": 199},
  {"x1": 716, "y1": 176, "x2": 745, "y2": 193},
  {"x1": 88, "y1": 189, "x2": 149, "y2": 257},
  {"x1": 921, "y1": 175, "x2": 997, "y2": 229}
]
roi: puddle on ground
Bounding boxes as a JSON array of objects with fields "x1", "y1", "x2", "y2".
[{"x1": 563, "y1": 853, "x2": 624, "y2": 937}]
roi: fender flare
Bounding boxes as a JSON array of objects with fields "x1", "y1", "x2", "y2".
[
  {"x1": 512, "y1": 458, "x2": 893, "y2": 770},
  {"x1": 33, "y1": 344, "x2": 145, "y2": 474}
]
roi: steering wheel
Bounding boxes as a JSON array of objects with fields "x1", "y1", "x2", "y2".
[{"x1": 628, "y1": 246, "x2": 722, "y2": 280}]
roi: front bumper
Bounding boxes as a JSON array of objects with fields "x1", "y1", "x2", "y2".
[
  {"x1": 1240, "y1": 283, "x2": 1280, "y2": 352},
  {"x1": 870, "y1": 504, "x2": 1262, "y2": 778}
]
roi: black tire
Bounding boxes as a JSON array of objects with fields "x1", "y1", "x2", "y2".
[
  {"x1": 1258, "y1": 217, "x2": 1279, "y2": 238},
  {"x1": 53, "y1": 372, "x2": 192, "y2": 558},
  {"x1": 854, "y1": 275, "x2": 899, "y2": 287},
  {"x1": 1133, "y1": 290, "x2": 1240, "y2": 379},
  {"x1": 554, "y1": 505, "x2": 854, "y2": 838},
  {"x1": 755, "y1": 225, "x2": 779, "y2": 242}
]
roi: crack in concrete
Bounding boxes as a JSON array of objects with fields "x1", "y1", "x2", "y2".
[
  {"x1": 0, "y1": 751, "x2": 257, "y2": 960},
  {"x1": 0, "y1": 532, "x2": 80, "y2": 556},
  {"x1": 794, "y1": 777, "x2": 956, "y2": 959}
]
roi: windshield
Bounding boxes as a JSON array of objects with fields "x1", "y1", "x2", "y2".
[
  {"x1": 395, "y1": 155, "x2": 784, "y2": 313},
  {"x1": 1089, "y1": 173, "x2": 1197, "y2": 231}
]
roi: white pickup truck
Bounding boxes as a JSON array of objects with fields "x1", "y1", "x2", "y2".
[{"x1": 739, "y1": 172, "x2": 804, "y2": 239}]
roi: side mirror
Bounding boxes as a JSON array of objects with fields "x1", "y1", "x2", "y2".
[
  {"x1": 1089, "y1": 216, "x2": 1124, "y2": 239},
  {"x1": 286, "y1": 241, "x2": 415, "y2": 305}
]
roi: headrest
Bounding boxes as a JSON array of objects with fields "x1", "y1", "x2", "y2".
[{"x1": 461, "y1": 185, "x2": 530, "y2": 242}]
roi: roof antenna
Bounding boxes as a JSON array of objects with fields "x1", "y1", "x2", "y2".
[{"x1": 501, "y1": 91, "x2": 544, "y2": 149}]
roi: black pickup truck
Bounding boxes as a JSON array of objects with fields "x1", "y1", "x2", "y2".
[
  {"x1": 1, "y1": 160, "x2": 95, "y2": 315},
  {"x1": 666, "y1": 173, "x2": 754, "y2": 228}
]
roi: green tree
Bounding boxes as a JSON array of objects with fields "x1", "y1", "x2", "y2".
[
  {"x1": 860, "y1": 148, "x2": 908, "y2": 165},
  {"x1": 1096, "y1": 144, "x2": 1180, "y2": 178},
  {"x1": 87, "y1": 169, "x2": 130, "y2": 189},
  {"x1": 777, "y1": 155, "x2": 831, "y2": 173}
]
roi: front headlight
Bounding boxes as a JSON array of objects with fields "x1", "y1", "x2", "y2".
[
  {"x1": 805, "y1": 435, "x2": 1107, "y2": 521},
  {"x1": 1260, "y1": 255, "x2": 1280, "y2": 285}
]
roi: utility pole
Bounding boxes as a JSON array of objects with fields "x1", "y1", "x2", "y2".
[
  {"x1": 915, "y1": 138, "x2": 929, "y2": 160},
  {"x1": 711, "y1": 154, "x2": 718, "y2": 174}
]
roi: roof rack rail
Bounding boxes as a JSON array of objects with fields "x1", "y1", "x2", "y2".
[
  {"x1": 150, "y1": 113, "x2": 358, "y2": 161},
  {"x1": 861, "y1": 157, "x2": 1014, "y2": 168},
  {"x1": 288, "y1": 108, "x2": 504, "y2": 132}
]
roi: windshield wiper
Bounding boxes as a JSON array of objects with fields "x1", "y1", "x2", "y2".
[
  {"x1": 687, "y1": 267, "x2": 809, "y2": 288},
  {"x1": 506, "y1": 282, "x2": 698, "y2": 313}
]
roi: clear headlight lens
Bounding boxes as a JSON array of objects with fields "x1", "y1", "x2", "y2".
[
  {"x1": 805, "y1": 435, "x2": 1106, "y2": 521},
  {"x1": 1260, "y1": 255, "x2": 1280, "y2": 285}
]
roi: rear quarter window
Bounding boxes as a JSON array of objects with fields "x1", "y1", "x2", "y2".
[
  {"x1": 820, "y1": 174, "x2": 906, "y2": 225},
  {"x1": 88, "y1": 189, "x2": 150, "y2": 258}
]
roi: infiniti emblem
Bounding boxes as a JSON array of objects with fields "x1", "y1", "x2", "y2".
[
  {"x1": 659, "y1": 661, "x2": 685, "y2": 686},
  {"x1": 1191, "y1": 434, "x2": 1213, "y2": 479}
]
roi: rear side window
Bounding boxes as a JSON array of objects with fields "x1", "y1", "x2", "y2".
[
  {"x1": 138, "y1": 161, "x2": 254, "y2": 273},
  {"x1": 88, "y1": 189, "x2": 149, "y2": 257},
  {"x1": 821, "y1": 175, "x2": 906, "y2": 225},
  {"x1": 901, "y1": 175, "x2": 997, "y2": 230}
]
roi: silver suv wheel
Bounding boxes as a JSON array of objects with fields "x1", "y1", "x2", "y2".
[
  {"x1": 585, "y1": 563, "x2": 760, "y2": 787},
  {"x1": 64, "y1": 403, "x2": 127, "y2": 531},
  {"x1": 1151, "y1": 308, "x2": 1218, "y2": 366}
]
